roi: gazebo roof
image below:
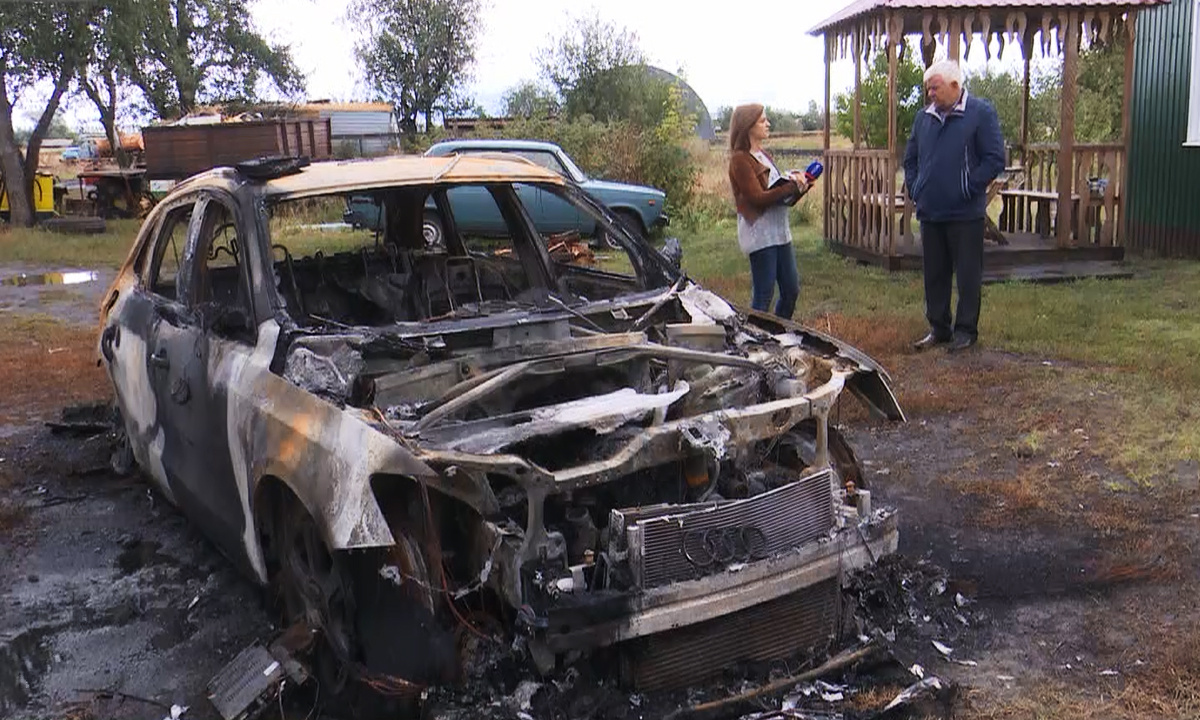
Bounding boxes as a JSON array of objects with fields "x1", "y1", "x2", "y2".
[{"x1": 809, "y1": 0, "x2": 1168, "y2": 35}]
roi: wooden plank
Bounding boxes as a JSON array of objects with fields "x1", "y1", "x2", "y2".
[
  {"x1": 1074, "y1": 147, "x2": 1092, "y2": 243},
  {"x1": 823, "y1": 35, "x2": 832, "y2": 154},
  {"x1": 949, "y1": 13, "x2": 962, "y2": 61},
  {"x1": 1119, "y1": 12, "x2": 1135, "y2": 248},
  {"x1": 1020, "y1": 28, "x2": 1034, "y2": 163},
  {"x1": 1101, "y1": 148, "x2": 1118, "y2": 246},
  {"x1": 824, "y1": 34, "x2": 832, "y2": 244},
  {"x1": 1057, "y1": 11, "x2": 1080, "y2": 248},
  {"x1": 1002, "y1": 189, "x2": 1080, "y2": 201},
  {"x1": 853, "y1": 25, "x2": 862, "y2": 149},
  {"x1": 886, "y1": 21, "x2": 898, "y2": 256}
]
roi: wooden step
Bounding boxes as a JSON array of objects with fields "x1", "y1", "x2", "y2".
[{"x1": 982, "y1": 260, "x2": 1133, "y2": 284}]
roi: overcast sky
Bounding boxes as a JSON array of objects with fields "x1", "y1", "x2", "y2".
[
  {"x1": 19, "y1": 0, "x2": 1035, "y2": 132},
  {"x1": 248, "y1": 0, "x2": 863, "y2": 115}
]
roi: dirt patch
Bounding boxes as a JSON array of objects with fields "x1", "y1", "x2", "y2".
[
  {"x1": 0, "y1": 314, "x2": 110, "y2": 429},
  {"x1": 0, "y1": 424, "x2": 270, "y2": 720}
]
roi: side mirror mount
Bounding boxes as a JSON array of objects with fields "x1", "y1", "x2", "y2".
[{"x1": 659, "y1": 237, "x2": 683, "y2": 269}]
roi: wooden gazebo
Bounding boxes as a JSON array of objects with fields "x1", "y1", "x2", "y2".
[{"x1": 809, "y1": 0, "x2": 1167, "y2": 278}]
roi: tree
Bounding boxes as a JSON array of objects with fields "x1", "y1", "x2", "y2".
[
  {"x1": 713, "y1": 105, "x2": 732, "y2": 132},
  {"x1": 352, "y1": 0, "x2": 483, "y2": 135},
  {"x1": 798, "y1": 100, "x2": 824, "y2": 132},
  {"x1": 502, "y1": 80, "x2": 559, "y2": 119},
  {"x1": 834, "y1": 43, "x2": 924, "y2": 150},
  {"x1": 0, "y1": 3, "x2": 89, "y2": 227},
  {"x1": 966, "y1": 68, "x2": 1023, "y2": 145},
  {"x1": 762, "y1": 106, "x2": 799, "y2": 133},
  {"x1": 537, "y1": 13, "x2": 670, "y2": 128},
  {"x1": 1075, "y1": 35, "x2": 1125, "y2": 142},
  {"x1": 80, "y1": 0, "x2": 139, "y2": 167},
  {"x1": 112, "y1": 0, "x2": 303, "y2": 120}
]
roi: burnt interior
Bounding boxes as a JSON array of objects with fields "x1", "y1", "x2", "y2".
[{"x1": 265, "y1": 185, "x2": 650, "y2": 331}]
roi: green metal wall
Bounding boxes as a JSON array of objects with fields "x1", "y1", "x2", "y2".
[{"x1": 1127, "y1": 0, "x2": 1200, "y2": 258}]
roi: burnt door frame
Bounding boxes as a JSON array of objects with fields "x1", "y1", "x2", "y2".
[{"x1": 145, "y1": 190, "x2": 258, "y2": 568}]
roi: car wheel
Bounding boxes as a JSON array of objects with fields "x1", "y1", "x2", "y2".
[
  {"x1": 422, "y1": 210, "x2": 445, "y2": 251},
  {"x1": 267, "y1": 495, "x2": 357, "y2": 695}
]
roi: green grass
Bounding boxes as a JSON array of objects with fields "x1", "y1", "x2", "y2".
[{"x1": 0, "y1": 219, "x2": 142, "y2": 268}]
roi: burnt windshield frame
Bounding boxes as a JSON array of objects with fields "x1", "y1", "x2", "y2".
[{"x1": 538, "y1": 183, "x2": 679, "y2": 290}]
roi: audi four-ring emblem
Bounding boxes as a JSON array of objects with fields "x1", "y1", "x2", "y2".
[{"x1": 681, "y1": 525, "x2": 769, "y2": 568}]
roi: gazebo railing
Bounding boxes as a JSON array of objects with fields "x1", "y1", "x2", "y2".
[
  {"x1": 825, "y1": 149, "x2": 910, "y2": 256},
  {"x1": 1007, "y1": 143, "x2": 1125, "y2": 245},
  {"x1": 826, "y1": 143, "x2": 1126, "y2": 255}
]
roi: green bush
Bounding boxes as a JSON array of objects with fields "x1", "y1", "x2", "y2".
[{"x1": 453, "y1": 84, "x2": 699, "y2": 222}]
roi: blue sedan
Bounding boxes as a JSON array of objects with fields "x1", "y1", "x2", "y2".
[{"x1": 344, "y1": 139, "x2": 668, "y2": 248}]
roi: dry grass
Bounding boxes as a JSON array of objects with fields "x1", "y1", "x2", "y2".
[
  {"x1": 970, "y1": 611, "x2": 1200, "y2": 720},
  {"x1": 0, "y1": 313, "x2": 111, "y2": 427}
]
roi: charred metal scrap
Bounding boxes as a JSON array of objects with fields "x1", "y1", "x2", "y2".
[
  {"x1": 256, "y1": 280, "x2": 903, "y2": 684},
  {"x1": 96, "y1": 156, "x2": 907, "y2": 711}
]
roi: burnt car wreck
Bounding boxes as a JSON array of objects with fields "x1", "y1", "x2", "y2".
[{"x1": 97, "y1": 154, "x2": 904, "y2": 714}]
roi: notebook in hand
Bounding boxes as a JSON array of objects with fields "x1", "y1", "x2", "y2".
[{"x1": 770, "y1": 174, "x2": 803, "y2": 207}]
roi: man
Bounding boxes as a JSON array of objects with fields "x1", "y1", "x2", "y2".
[{"x1": 903, "y1": 59, "x2": 1006, "y2": 353}]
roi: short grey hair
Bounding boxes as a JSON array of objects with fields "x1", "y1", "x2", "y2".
[{"x1": 924, "y1": 60, "x2": 963, "y2": 86}]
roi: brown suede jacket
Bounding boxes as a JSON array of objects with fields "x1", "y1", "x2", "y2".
[{"x1": 728, "y1": 149, "x2": 804, "y2": 223}]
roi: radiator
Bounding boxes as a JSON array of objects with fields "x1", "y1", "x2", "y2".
[
  {"x1": 621, "y1": 578, "x2": 842, "y2": 691},
  {"x1": 622, "y1": 469, "x2": 835, "y2": 588}
]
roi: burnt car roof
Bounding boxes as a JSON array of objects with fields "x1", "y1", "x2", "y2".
[{"x1": 255, "y1": 154, "x2": 567, "y2": 200}]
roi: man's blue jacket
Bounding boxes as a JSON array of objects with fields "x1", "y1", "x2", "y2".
[{"x1": 902, "y1": 91, "x2": 1007, "y2": 223}]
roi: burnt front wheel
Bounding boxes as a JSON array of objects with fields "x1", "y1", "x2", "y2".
[{"x1": 266, "y1": 496, "x2": 358, "y2": 695}]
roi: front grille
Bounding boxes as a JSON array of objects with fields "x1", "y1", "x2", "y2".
[
  {"x1": 622, "y1": 578, "x2": 842, "y2": 691},
  {"x1": 631, "y1": 469, "x2": 834, "y2": 588}
]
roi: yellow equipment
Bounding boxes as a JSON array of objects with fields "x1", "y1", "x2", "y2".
[{"x1": 0, "y1": 172, "x2": 57, "y2": 220}]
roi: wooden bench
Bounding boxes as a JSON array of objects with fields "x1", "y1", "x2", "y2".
[{"x1": 999, "y1": 189, "x2": 1083, "y2": 239}]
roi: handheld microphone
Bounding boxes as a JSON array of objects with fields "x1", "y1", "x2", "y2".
[{"x1": 804, "y1": 160, "x2": 824, "y2": 183}]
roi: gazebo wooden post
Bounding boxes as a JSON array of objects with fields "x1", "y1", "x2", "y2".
[
  {"x1": 853, "y1": 26, "x2": 863, "y2": 149},
  {"x1": 1056, "y1": 11, "x2": 1080, "y2": 248},
  {"x1": 1119, "y1": 12, "x2": 1137, "y2": 246},
  {"x1": 823, "y1": 33, "x2": 832, "y2": 245},
  {"x1": 1020, "y1": 28, "x2": 1035, "y2": 167},
  {"x1": 886, "y1": 13, "x2": 899, "y2": 255},
  {"x1": 852, "y1": 23, "x2": 863, "y2": 247},
  {"x1": 949, "y1": 14, "x2": 963, "y2": 60}
]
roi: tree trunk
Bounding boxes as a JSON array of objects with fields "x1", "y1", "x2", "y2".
[
  {"x1": 0, "y1": 69, "x2": 34, "y2": 227},
  {"x1": 83, "y1": 70, "x2": 130, "y2": 169},
  {"x1": 173, "y1": 0, "x2": 197, "y2": 117},
  {"x1": 21, "y1": 71, "x2": 71, "y2": 218}
]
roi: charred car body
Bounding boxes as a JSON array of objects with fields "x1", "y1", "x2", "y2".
[{"x1": 97, "y1": 153, "x2": 904, "y2": 705}]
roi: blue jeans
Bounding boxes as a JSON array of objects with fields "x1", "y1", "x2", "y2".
[{"x1": 748, "y1": 242, "x2": 800, "y2": 319}]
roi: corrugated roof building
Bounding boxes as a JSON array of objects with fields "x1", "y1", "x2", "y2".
[{"x1": 1125, "y1": 0, "x2": 1200, "y2": 258}]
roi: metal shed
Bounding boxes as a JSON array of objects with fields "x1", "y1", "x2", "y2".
[
  {"x1": 1126, "y1": 0, "x2": 1200, "y2": 258},
  {"x1": 296, "y1": 102, "x2": 398, "y2": 156}
]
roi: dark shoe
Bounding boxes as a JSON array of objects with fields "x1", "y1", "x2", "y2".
[
  {"x1": 913, "y1": 332, "x2": 951, "y2": 351},
  {"x1": 946, "y1": 333, "x2": 977, "y2": 353}
]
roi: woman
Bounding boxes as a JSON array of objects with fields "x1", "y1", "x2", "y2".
[{"x1": 727, "y1": 104, "x2": 811, "y2": 319}]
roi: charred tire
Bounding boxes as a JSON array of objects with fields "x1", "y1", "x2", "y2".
[
  {"x1": 353, "y1": 527, "x2": 458, "y2": 688},
  {"x1": 423, "y1": 210, "x2": 445, "y2": 250},
  {"x1": 262, "y1": 492, "x2": 357, "y2": 695}
]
